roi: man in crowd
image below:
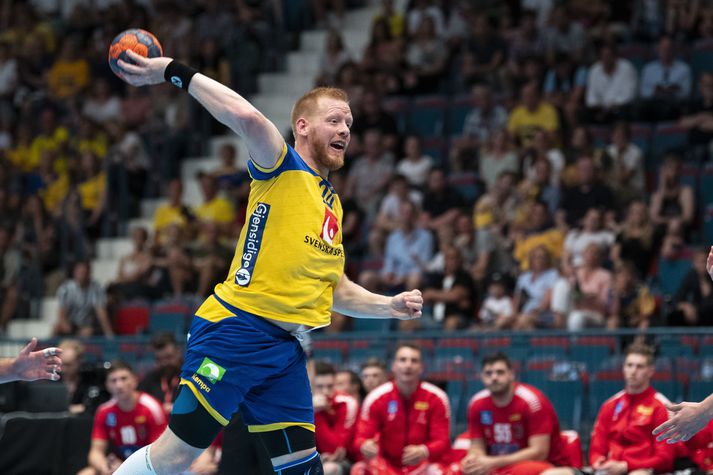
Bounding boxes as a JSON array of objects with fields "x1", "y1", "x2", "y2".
[
  {"x1": 352, "y1": 344, "x2": 451, "y2": 474},
  {"x1": 313, "y1": 361, "x2": 359, "y2": 475},
  {"x1": 545, "y1": 343, "x2": 674, "y2": 475},
  {"x1": 360, "y1": 358, "x2": 389, "y2": 396},
  {"x1": 139, "y1": 332, "x2": 184, "y2": 414},
  {"x1": 460, "y1": 353, "x2": 568, "y2": 475},
  {"x1": 79, "y1": 361, "x2": 167, "y2": 475}
]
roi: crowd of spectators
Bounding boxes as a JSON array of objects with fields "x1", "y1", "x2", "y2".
[{"x1": 2, "y1": 0, "x2": 713, "y2": 338}]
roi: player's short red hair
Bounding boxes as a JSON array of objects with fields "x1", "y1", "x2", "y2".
[{"x1": 291, "y1": 87, "x2": 349, "y2": 137}]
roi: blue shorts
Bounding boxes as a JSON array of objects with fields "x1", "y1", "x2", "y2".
[{"x1": 178, "y1": 294, "x2": 314, "y2": 433}]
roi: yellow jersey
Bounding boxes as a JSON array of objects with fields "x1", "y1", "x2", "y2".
[{"x1": 212, "y1": 143, "x2": 345, "y2": 328}]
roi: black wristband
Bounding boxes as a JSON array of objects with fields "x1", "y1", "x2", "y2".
[{"x1": 164, "y1": 60, "x2": 198, "y2": 91}]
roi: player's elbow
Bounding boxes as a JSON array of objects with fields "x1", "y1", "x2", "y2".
[
  {"x1": 530, "y1": 445, "x2": 548, "y2": 461},
  {"x1": 228, "y1": 107, "x2": 268, "y2": 137}
]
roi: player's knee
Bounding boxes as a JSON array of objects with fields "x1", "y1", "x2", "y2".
[
  {"x1": 256, "y1": 426, "x2": 316, "y2": 460},
  {"x1": 273, "y1": 451, "x2": 323, "y2": 475},
  {"x1": 149, "y1": 432, "x2": 204, "y2": 473},
  {"x1": 323, "y1": 461, "x2": 346, "y2": 475},
  {"x1": 167, "y1": 385, "x2": 223, "y2": 449}
]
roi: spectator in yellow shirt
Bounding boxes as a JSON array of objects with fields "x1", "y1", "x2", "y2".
[
  {"x1": 513, "y1": 201, "x2": 565, "y2": 271},
  {"x1": 77, "y1": 151, "x2": 107, "y2": 238},
  {"x1": 47, "y1": 36, "x2": 90, "y2": 99},
  {"x1": 29, "y1": 107, "x2": 70, "y2": 173},
  {"x1": 507, "y1": 81, "x2": 560, "y2": 148},
  {"x1": 153, "y1": 179, "x2": 194, "y2": 245},
  {"x1": 195, "y1": 172, "x2": 235, "y2": 237}
]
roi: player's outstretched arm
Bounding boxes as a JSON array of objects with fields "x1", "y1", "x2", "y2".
[
  {"x1": 653, "y1": 396, "x2": 713, "y2": 443},
  {"x1": 0, "y1": 338, "x2": 62, "y2": 384},
  {"x1": 332, "y1": 274, "x2": 422, "y2": 320},
  {"x1": 117, "y1": 50, "x2": 284, "y2": 169}
]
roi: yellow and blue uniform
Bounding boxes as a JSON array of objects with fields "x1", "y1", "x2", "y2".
[{"x1": 179, "y1": 143, "x2": 345, "y2": 433}]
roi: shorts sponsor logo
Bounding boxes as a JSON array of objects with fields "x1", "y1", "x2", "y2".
[
  {"x1": 192, "y1": 375, "x2": 212, "y2": 393},
  {"x1": 236, "y1": 202, "x2": 270, "y2": 287},
  {"x1": 196, "y1": 357, "x2": 226, "y2": 384}
]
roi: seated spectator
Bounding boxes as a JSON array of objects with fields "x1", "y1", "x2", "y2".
[
  {"x1": 459, "y1": 353, "x2": 569, "y2": 475},
  {"x1": 313, "y1": 362, "x2": 359, "y2": 475},
  {"x1": 59, "y1": 338, "x2": 109, "y2": 415},
  {"x1": 562, "y1": 207, "x2": 616, "y2": 268},
  {"x1": 639, "y1": 35, "x2": 692, "y2": 121},
  {"x1": 154, "y1": 223, "x2": 194, "y2": 297},
  {"x1": 345, "y1": 129, "x2": 395, "y2": 216},
  {"x1": 372, "y1": 0, "x2": 405, "y2": 38},
  {"x1": 194, "y1": 171, "x2": 235, "y2": 238},
  {"x1": 370, "y1": 176, "x2": 419, "y2": 256},
  {"x1": 210, "y1": 143, "x2": 247, "y2": 192},
  {"x1": 406, "y1": 0, "x2": 445, "y2": 38},
  {"x1": 522, "y1": 130, "x2": 565, "y2": 190},
  {"x1": 335, "y1": 369, "x2": 365, "y2": 404},
  {"x1": 421, "y1": 168, "x2": 464, "y2": 230},
  {"x1": 507, "y1": 81, "x2": 560, "y2": 149},
  {"x1": 190, "y1": 221, "x2": 234, "y2": 297},
  {"x1": 649, "y1": 154, "x2": 695, "y2": 243},
  {"x1": 606, "y1": 261, "x2": 657, "y2": 331},
  {"x1": 514, "y1": 246, "x2": 560, "y2": 330},
  {"x1": 668, "y1": 247, "x2": 713, "y2": 326},
  {"x1": 54, "y1": 260, "x2": 114, "y2": 338},
  {"x1": 451, "y1": 84, "x2": 508, "y2": 167},
  {"x1": 611, "y1": 200, "x2": 655, "y2": 278},
  {"x1": 679, "y1": 72, "x2": 713, "y2": 161},
  {"x1": 542, "y1": 343, "x2": 675, "y2": 475},
  {"x1": 138, "y1": 333, "x2": 183, "y2": 415},
  {"x1": 507, "y1": 10, "x2": 546, "y2": 73},
  {"x1": 352, "y1": 344, "x2": 451, "y2": 475},
  {"x1": 459, "y1": 14, "x2": 507, "y2": 89},
  {"x1": 403, "y1": 16, "x2": 448, "y2": 94},
  {"x1": 542, "y1": 53, "x2": 587, "y2": 109},
  {"x1": 360, "y1": 20, "x2": 404, "y2": 99},
  {"x1": 512, "y1": 201, "x2": 565, "y2": 271},
  {"x1": 559, "y1": 156, "x2": 614, "y2": 227},
  {"x1": 153, "y1": 179, "x2": 195, "y2": 246},
  {"x1": 82, "y1": 77, "x2": 121, "y2": 124},
  {"x1": 78, "y1": 361, "x2": 167, "y2": 475},
  {"x1": 360, "y1": 358, "x2": 389, "y2": 396},
  {"x1": 396, "y1": 136, "x2": 433, "y2": 188},
  {"x1": 543, "y1": 5, "x2": 587, "y2": 62},
  {"x1": 351, "y1": 93, "x2": 399, "y2": 157},
  {"x1": 452, "y1": 210, "x2": 477, "y2": 267},
  {"x1": 359, "y1": 200, "x2": 433, "y2": 313},
  {"x1": 46, "y1": 35, "x2": 90, "y2": 100},
  {"x1": 585, "y1": 42, "x2": 637, "y2": 123},
  {"x1": 478, "y1": 129, "x2": 519, "y2": 191},
  {"x1": 423, "y1": 246, "x2": 475, "y2": 330},
  {"x1": 0, "y1": 226, "x2": 20, "y2": 333},
  {"x1": 472, "y1": 172, "x2": 518, "y2": 283},
  {"x1": 551, "y1": 243, "x2": 613, "y2": 331},
  {"x1": 519, "y1": 157, "x2": 561, "y2": 215},
  {"x1": 107, "y1": 226, "x2": 162, "y2": 302},
  {"x1": 317, "y1": 30, "x2": 352, "y2": 86},
  {"x1": 603, "y1": 122, "x2": 645, "y2": 205},
  {"x1": 478, "y1": 272, "x2": 515, "y2": 330}
]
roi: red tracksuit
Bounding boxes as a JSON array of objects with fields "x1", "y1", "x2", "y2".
[
  {"x1": 352, "y1": 381, "x2": 451, "y2": 474},
  {"x1": 315, "y1": 391, "x2": 360, "y2": 455},
  {"x1": 589, "y1": 386, "x2": 674, "y2": 473}
]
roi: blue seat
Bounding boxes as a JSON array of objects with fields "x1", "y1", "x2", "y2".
[
  {"x1": 541, "y1": 379, "x2": 584, "y2": 431},
  {"x1": 691, "y1": 46, "x2": 713, "y2": 79},
  {"x1": 149, "y1": 312, "x2": 186, "y2": 337},
  {"x1": 421, "y1": 136, "x2": 448, "y2": 167},
  {"x1": 382, "y1": 96, "x2": 410, "y2": 134},
  {"x1": 352, "y1": 318, "x2": 392, "y2": 333},
  {"x1": 688, "y1": 379, "x2": 713, "y2": 401},
  {"x1": 699, "y1": 167, "x2": 713, "y2": 207},
  {"x1": 589, "y1": 376, "x2": 624, "y2": 420},
  {"x1": 313, "y1": 347, "x2": 344, "y2": 364},
  {"x1": 446, "y1": 95, "x2": 475, "y2": 135},
  {"x1": 408, "y1": 96, "x2": 447, "y2": 136},
  {"x1": 650, "y1": 122, "x2": 688, "y2": 162},
  {"x1": 657, "y1": 254, "x2": 693, "y2": 296}
]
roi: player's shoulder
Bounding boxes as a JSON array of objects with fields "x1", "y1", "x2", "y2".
[
  {"x1": 361, "y1": 382, "x2": 395, "y2": 412},
  {"x1": 95, "y1": 398, "x2": 118, "y2": 416},
  {"x1": 601, "y1": 390, "x2": 626, "y2": 409},
  {"x1": 137, "y1": 392, "x2": 167, "y2": 422},
  {"x1": 248, "y1": 142, "x2": 318, "y2": 181},
  {"x1": 514, "y1": 383, "x2": 547, "y2": 412},
  {"x1": 419, "y1": 381, "x2": 451, "y2": 409},
  {"x1": 652, "y1": 390, "x2": 673, "y2": 410},
  {"x1": 467, "y1": 388, "x2": 492, "y2": 411}
]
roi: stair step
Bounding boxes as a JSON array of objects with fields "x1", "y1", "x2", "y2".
[{"x1": 96, "y1": 237, "x2": 133, "y2": 260}]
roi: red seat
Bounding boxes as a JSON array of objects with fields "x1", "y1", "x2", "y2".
[
  {"x1": 561, "y1": 430, "x2": 583, "y2": 468},
  {"x1": 114, "y1": 305, "x2": 150, "y2": 335}
]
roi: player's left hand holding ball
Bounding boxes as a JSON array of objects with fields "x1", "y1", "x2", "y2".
[{"x1": 390, "y1": 290, "x2": 423, "y2": 320}]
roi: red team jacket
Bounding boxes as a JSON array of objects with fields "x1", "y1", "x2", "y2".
[
  {"x1": 315, "y1": 391, "x2": 360, "y2": 455},
  {"x1": 353, "y1": 381, "x2": 451, "y2": 470},
  {"x1": 589, "y1": 386, "x2": 674, "y2": 473},
  {"x1": 92, "y1": 392, "x2": 167, "y2": 460},
  {"x1": 467, "y1": 383, "x2": 568, "y2": 467}
]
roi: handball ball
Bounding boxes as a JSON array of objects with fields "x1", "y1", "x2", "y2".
[{"x1": 108, "y1": 29, "x2": 163, "y2": 77}]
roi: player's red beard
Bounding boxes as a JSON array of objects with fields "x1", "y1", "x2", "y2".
[{"x1": 310, "y1": 134, "x2": 345, "y2": 172}]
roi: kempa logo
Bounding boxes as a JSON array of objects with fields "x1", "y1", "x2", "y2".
[{"x1": 196, "y1": 357, "x2": 225, "y2": 384}]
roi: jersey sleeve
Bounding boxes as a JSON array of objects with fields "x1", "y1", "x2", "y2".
[
  {"x1": 353, "y1": 395, "x2": 381, "y2": 455},
  {"x1": 91, "y1": 408, "x2": 108, "y2": 441},
  {"x1": 247, "y1": 143, "x2": 316, "y2": 181},
  {"x1": 589, "y1": 400, "x2": 613, "y2": 465},
  {"x1": 525, "y1": 395, "x2": 555, "y2": 437},
  {"x1": 467, "y1": 398, "x2": 484, "y2": 440},
  {"x1": 624, "y1": 403, "x2": 674, "y2": 472}
]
